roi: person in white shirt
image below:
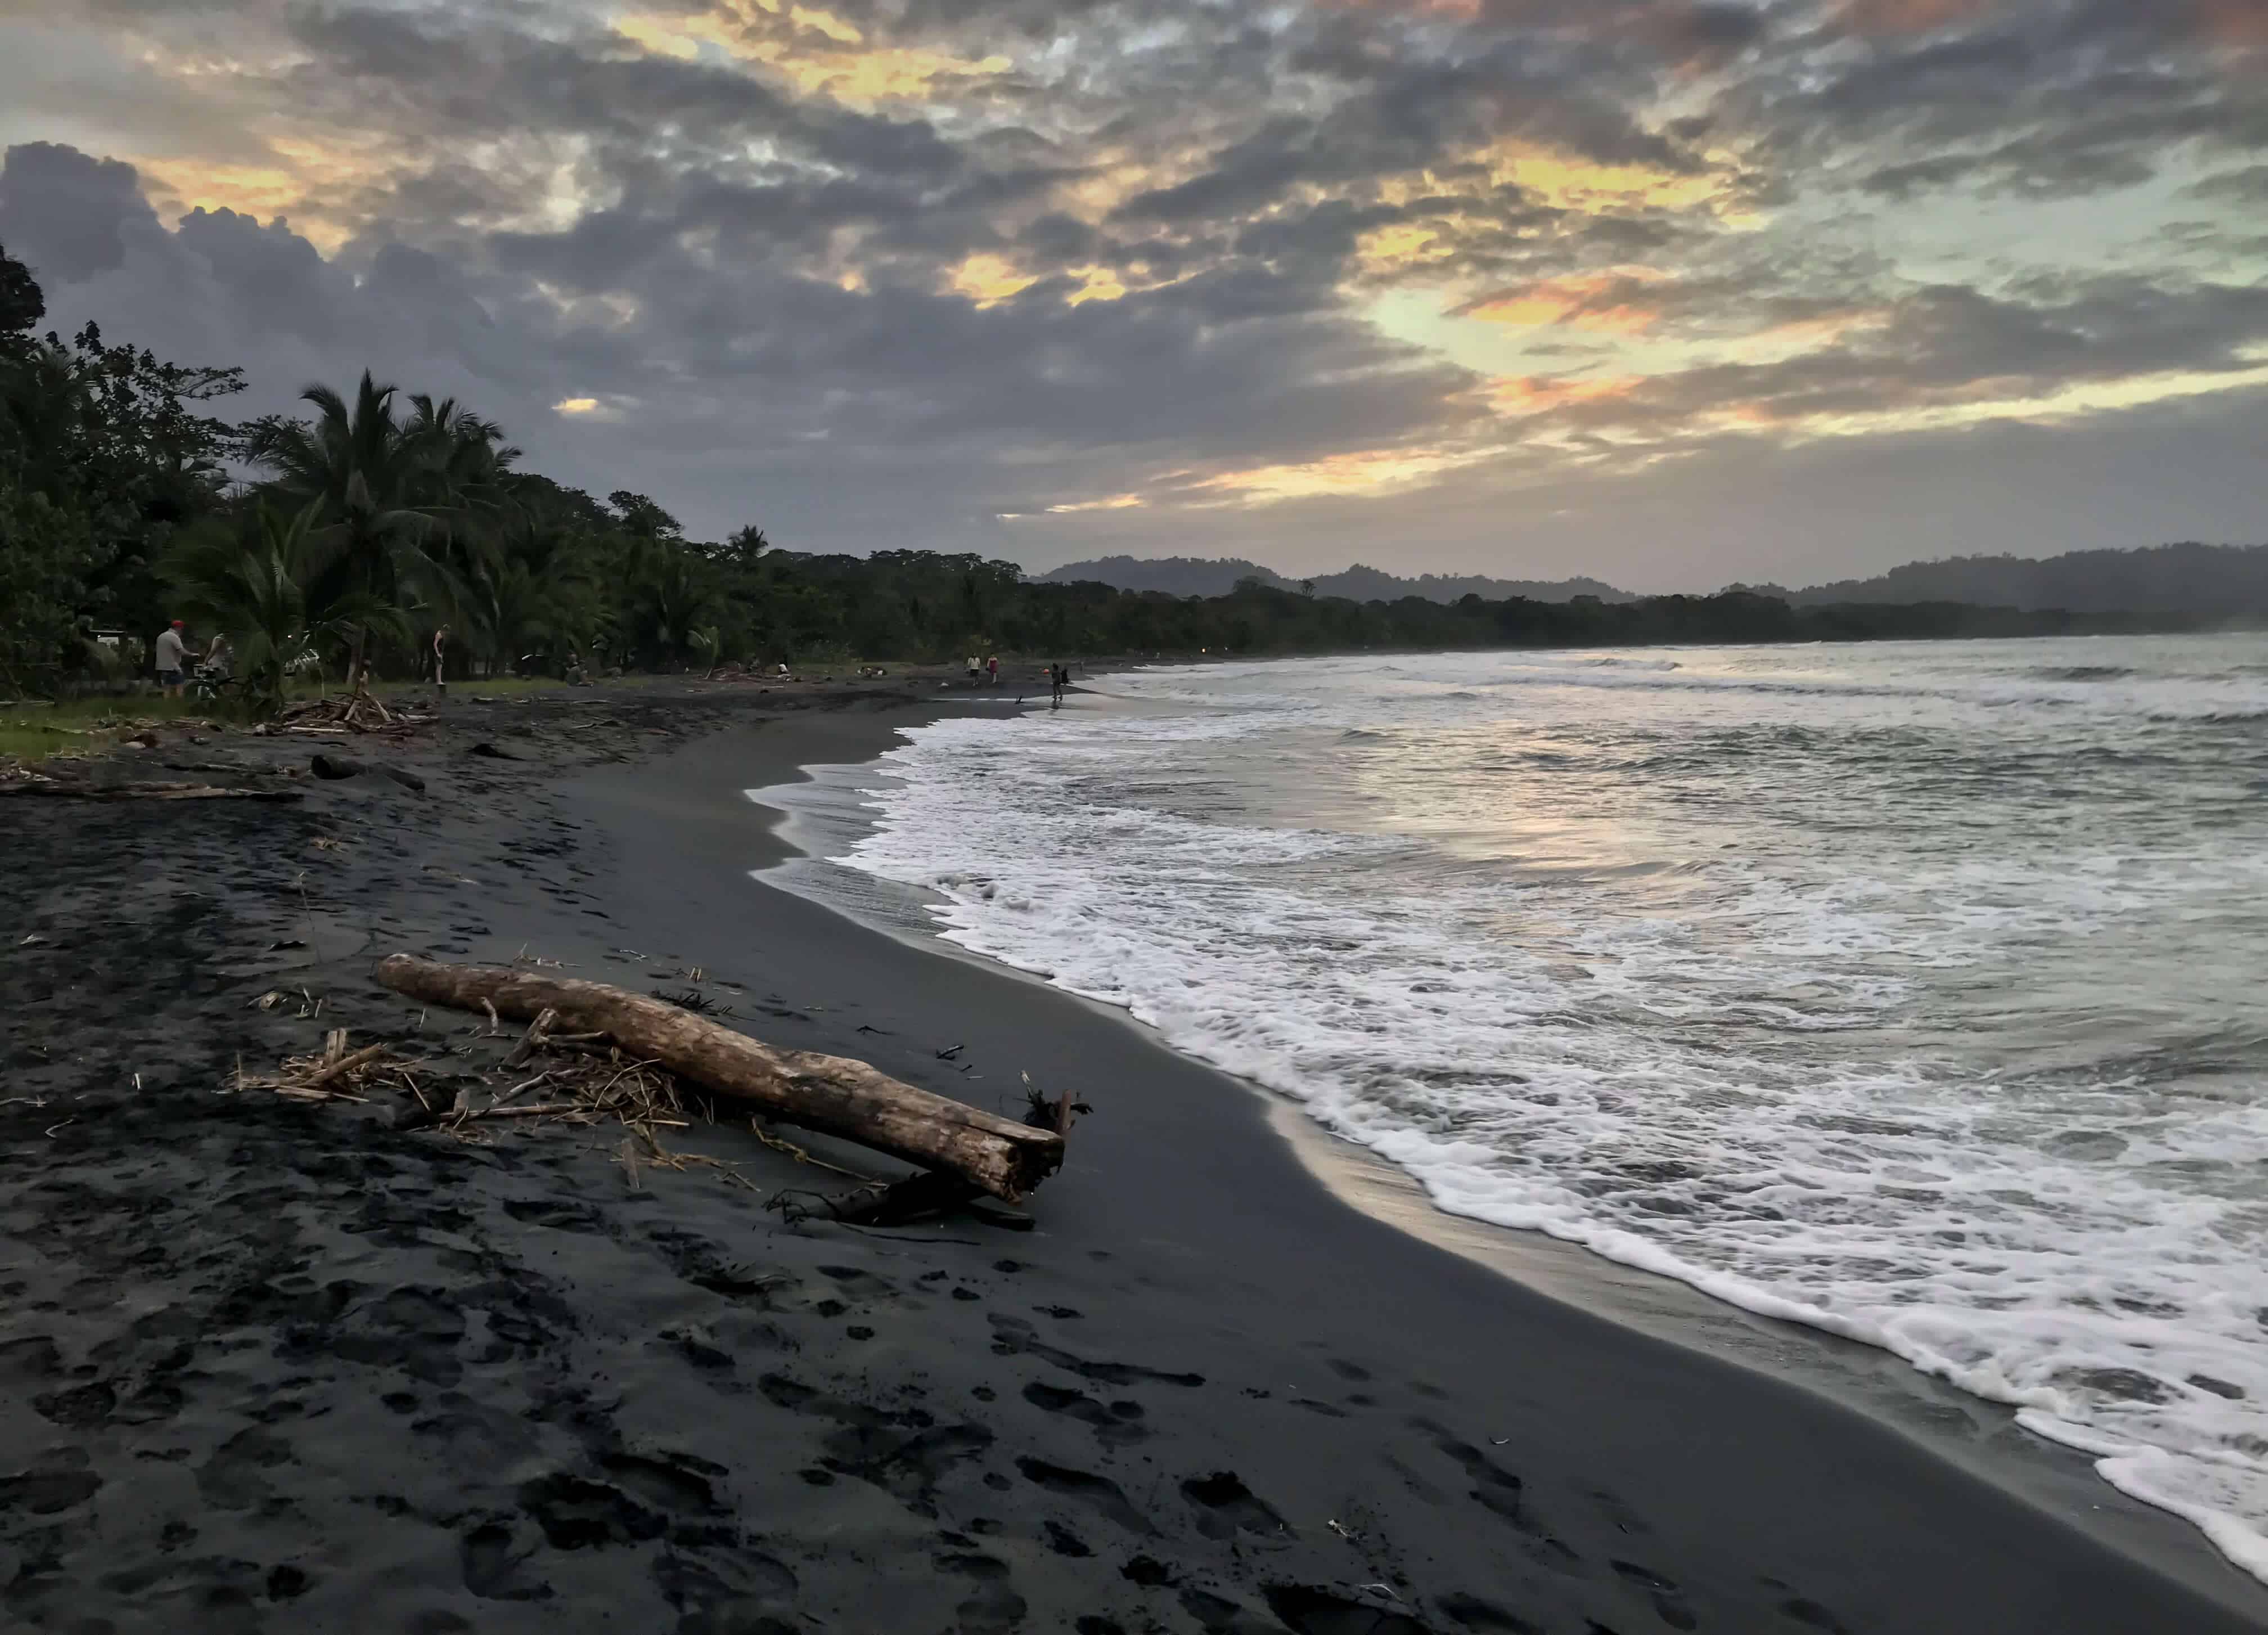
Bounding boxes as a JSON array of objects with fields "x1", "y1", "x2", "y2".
[{"x1": 154, "y1": 620, "x2": 188, "y2": 698}]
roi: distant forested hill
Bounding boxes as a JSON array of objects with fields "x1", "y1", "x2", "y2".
[
  {"x1": 1744, "y1": 542, "x2": 2268, "y2": 616},
  {"x1": 1045, "y1": 542, "x2": 2268, "y2": 617},
  {"x1": 1038, "y1": 555, "x2": 1637, "y2": 603}
]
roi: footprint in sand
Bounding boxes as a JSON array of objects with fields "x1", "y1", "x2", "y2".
[
  {"x1": 1612, "y1": 1560, "x2": 1698, "y2": 1631},
  {"x1": 1180, "y1": 1470, "x2": 1293, "y2": 1543},
  {"x1": 936, "y1": 1551, "x2": 1027, "y2": 1635},
  {"x1": 1015, "y1": 1456, "x2": 1155, "y2": 1535},
  {"x1": 460, "y1": 1520, "x2": 550, "y2": 1601},
  {"x1": 1021, "y1": 1381, "x2": 1149, "y2": 1448}
]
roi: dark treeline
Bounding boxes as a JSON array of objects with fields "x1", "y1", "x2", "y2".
[
  {"x1": 1036, "y1": 554, "x2": 1638, "y2": 603},
  {"x1": 1755, "y1": 542, "x2": 2268, "y2": 616},
  {"x1": 0, "y1": 243, "x2": 2216, "y2": 707}
]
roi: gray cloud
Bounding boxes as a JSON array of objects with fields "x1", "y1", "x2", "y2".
[{"x1": 0, "y1": 0, "x2": 2261, "y2": 582}]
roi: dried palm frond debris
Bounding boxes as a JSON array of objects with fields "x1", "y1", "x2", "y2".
[{"x1": 241, "y1": 1017, "x2": 730, "y2": 1178}]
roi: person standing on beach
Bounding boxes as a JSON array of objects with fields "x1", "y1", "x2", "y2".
[
  {"x1": 154, "y1": 619, "x2": 188, "y2": 698},
  {"x1": 1050, "y1": 663, "x2": 1066, "y2": 706},
  {"x1": 431, "y1": 625, "x2": 449, "y2": 695},
  {"x1": 987, "y1": 654, "x2": 1000, "y2": 687}
]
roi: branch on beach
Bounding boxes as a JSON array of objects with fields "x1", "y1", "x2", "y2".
[{"x1": 372, "y1": 954, "x2": 1067, "y2": 1203}]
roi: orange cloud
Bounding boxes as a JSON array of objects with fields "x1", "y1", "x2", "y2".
[
  {"x1": 948, "y1": 253, "x2": 1037, "y2": 306},
  {"x1": 614, "y1": 1, "x2": 1011, "y2": 106},
  {"x1": 1461, "y1": 269, "x2": 1666, "y2": 335},
  {"x1": 1045, "y1": 492, "x2": 1146, "y2": 513},
  {"x1": 1193, "y1": 446, "x2": 1488, "y2": 503},
  {"x1": 1487, "y1": 373, "x2": 1643, "y2": 415}
]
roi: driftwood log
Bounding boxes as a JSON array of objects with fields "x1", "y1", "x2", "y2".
[{"x1": 374, "y1": 955, "x2": 1064, "y2": 1201}]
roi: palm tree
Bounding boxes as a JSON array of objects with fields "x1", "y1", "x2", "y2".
[
  {"x1": 241, "y1": 372, "x2": 440, "y2": 691},
  {"x1": 622, "y1": 537, "x2": 721, "y2": 668},
  {"x1": 721, "y1": 523, "x2": 770, "y2": 572},
  {"x1": 404, "y1": 392, "x2": 519, "y2": 556},
  {"x1": 242, "y1": 371, "x2": 420, "y2": 518},
  {"x1": 162, "y1": 502, "x2": 406, "y2": 715},
  {"x1": 460, "y1": 542, "x2": 556, "y2": 676},
  {"x1": 318, "y1": 471, "x2": 438, "y2": 692}
]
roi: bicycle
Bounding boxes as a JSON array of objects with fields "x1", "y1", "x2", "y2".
[{"x1": 187, "y1": 667, "x2": 243, "y2": 707}]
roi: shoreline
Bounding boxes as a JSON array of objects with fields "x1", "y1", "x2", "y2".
[
  {"x1": 719, "y1": 703, "x2": 2268, "y2": 1627},
  {"x1": 3, "y1": 683, "x2": 2264, "y2": 1632},
  {"x1": 741, "y1": 680, "x2": 2268, "y2": 1598}
]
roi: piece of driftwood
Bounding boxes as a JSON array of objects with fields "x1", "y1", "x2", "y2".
[
  {"x1": 374, "y1": 955, "x2": 1065, "y2": 1201},
  {"x1": 505, "y1": 1007, "x2": 560, "y2": 1068},
  {"x1": 303, "y1": 1041, "x2": 388, "y2": 1091},
  {"x1": 309, "y1": 753, "x2": 427, "y2": 792},
  {"x1": 0, "y1": 781, "x2": 300, "y2": 802}
]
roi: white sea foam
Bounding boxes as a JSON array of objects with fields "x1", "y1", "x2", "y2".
[{"x1": 819, "y1": 635, "x2": 2268, "y2": 1578}]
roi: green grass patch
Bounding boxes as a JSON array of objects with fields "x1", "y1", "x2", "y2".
[{"x1": 0, "y1": 721, "x2": 101, "y2": 762}]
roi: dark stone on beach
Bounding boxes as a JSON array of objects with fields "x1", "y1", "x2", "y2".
[{"x1": 308, "y1": 752, "x2": 426, "y2": 792}]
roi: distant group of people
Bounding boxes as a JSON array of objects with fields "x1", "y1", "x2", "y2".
[
  {"x1": 967, "y1": 653, "x2": 1000, "y2": 686},
  {"x1": 152, "y1": 618, "x2": 231, "y2": 699},
  {"x1": 154, "y1": 614, "x2": 454, "y2": 700}
]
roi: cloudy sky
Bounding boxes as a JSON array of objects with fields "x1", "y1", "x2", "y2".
[{"x1": 1, "y1": 0, "x2": 2263, "y2": 589}]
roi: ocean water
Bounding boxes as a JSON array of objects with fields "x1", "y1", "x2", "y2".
[{"x1": 778, "y1": 635, "x2": 2268, "y2": 1577}]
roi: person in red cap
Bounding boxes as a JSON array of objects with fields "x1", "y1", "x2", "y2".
[{"x1": 154, "y1": 619, "x2": 189, "y2": 698}]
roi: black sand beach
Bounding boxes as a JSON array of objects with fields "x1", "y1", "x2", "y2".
[{"x1": 5, "y1": 684, "x2": 2265, "y2": 1634}]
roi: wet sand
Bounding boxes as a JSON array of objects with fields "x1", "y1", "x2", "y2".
[{"x1": 3, "y1": 686, "x2": 2264, "y2": 1633}]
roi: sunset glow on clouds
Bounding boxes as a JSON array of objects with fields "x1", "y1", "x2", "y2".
[{"x1": 1, "y1": 0, "x2": 2264, "y2": 585}]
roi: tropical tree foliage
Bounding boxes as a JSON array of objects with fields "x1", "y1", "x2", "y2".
[{"x1": 163, "y1": 502, "x2": 408, "y2": 713}]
